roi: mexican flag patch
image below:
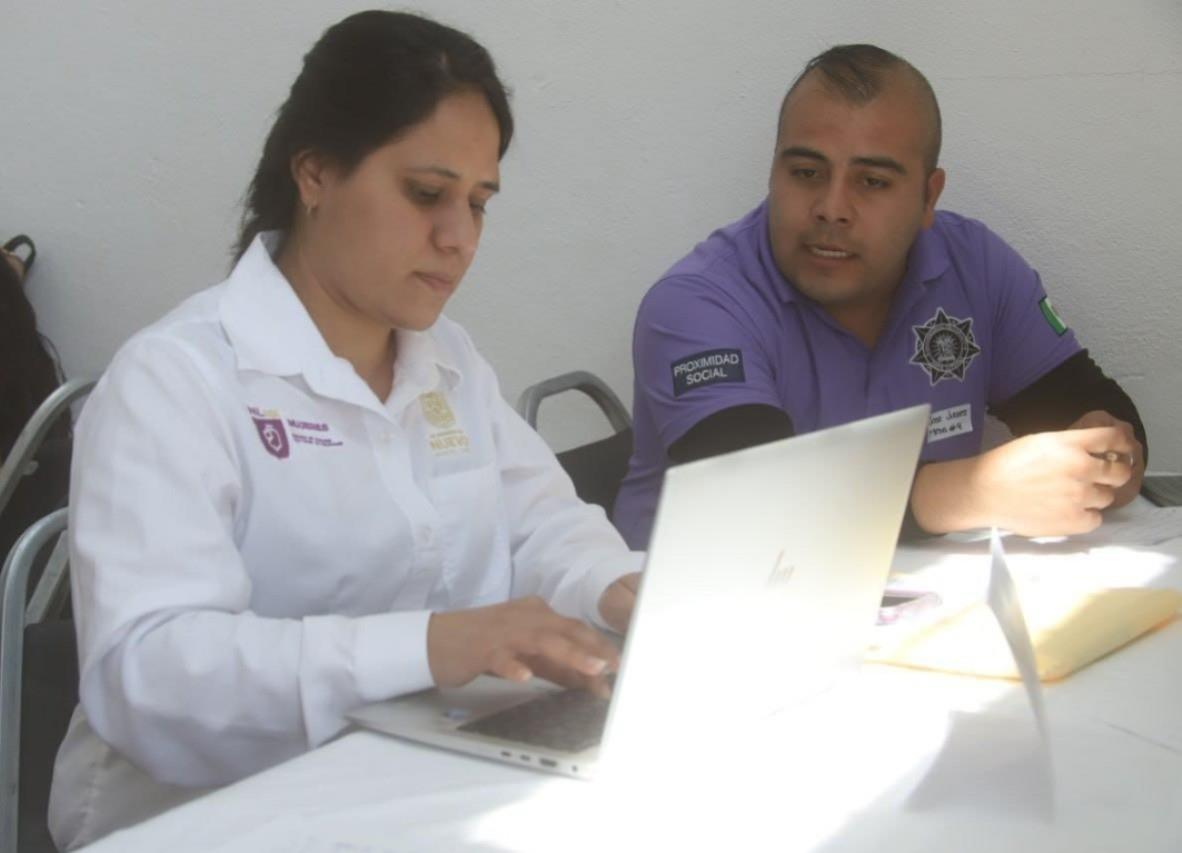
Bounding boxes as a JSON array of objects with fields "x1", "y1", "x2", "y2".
[{"x1": 1039, "y1": 296, "x2": 1068, "y2": 336}]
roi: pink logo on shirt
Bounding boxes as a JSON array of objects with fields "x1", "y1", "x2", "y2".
[{"x1": 252, "y1": 416, "x2": 290, "y2": 459}]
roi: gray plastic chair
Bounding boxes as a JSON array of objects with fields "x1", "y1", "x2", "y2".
[
  {"x1": 516, "y1": 371, "x2": 634, "y2": 515},
  {"x1": 0, "y1": 508, "x2": 75, "y2": 853},
  {"x1": 0, "y1": 377, "x2": 96, "y2": 522}
]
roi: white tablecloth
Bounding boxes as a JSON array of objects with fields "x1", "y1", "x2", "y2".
[{"x1": 81, "y1": 504, "x2": 1182, "y2": 852}]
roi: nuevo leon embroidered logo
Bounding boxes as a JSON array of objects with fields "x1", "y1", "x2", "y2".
[
  {"x1": 419, "y1": 391, "x2": 457, "y2": 428},
  {"x1": 910, "y1": 308, "x2": 982, "y2": 385},
  {"x1": 419, "y1": 392, "x2": 470, "y2": 455},
  {"x1": 252, "y1": 415, "x2": 290, "y2": 459}
]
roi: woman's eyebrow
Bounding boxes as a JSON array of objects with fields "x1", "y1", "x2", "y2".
[{"x1": 407, "y1": 165, "x2": 500, "y2": 193}]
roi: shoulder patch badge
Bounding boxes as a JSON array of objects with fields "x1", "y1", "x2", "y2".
[
  {"x1": 910, "y1": 308, "x2": 982, "y2": 385},
  {"x1": 671, "y1": 348, "x2": 745, "y2": 397},
  {"x1": 1038, "y1": 296, "x2": 1068, "y2": 336}
]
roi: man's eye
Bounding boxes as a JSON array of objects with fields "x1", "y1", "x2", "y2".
[
  {"x1": 470, "y1": 201, "x2": 488, "y2": 215},
  {"x1": 791, "y1": 167, "x2": 819, "y2": 180},
  {"x1": 864, "y1": 176, "x2": 890, "y2": 189}
]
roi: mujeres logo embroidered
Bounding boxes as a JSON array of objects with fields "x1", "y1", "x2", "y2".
[
  {"x1": 251, "y1": 415, "x2": 290, "y2": 459},
  {"x1": 248, "y1": 406, "x2": 343, "y2": 459}
]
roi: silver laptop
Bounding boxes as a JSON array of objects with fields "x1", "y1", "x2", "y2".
[{"x1": 347, "y1": 404, "x2": 930, "y2": 778}]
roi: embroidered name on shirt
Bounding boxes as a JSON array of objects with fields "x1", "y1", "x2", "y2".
[
  {"x1": 926, "y1": 403, "x2": 973, "y2": 444},
  {"x1": 247, "y1": 407, "x2": 343, "y2": 458},
  {"x1": 420, "y1": 392, "x2": 470, "y2": 455},
  {"x1": 910, "y1": 308, "x2": 982, "y2": 385},
  {"x1": 671, "y1": 348, "x2": 746, "y2": 397}
]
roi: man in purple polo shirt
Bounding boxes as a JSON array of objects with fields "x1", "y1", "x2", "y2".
[{"x1": 614, "y1": 44, "x2": 1144, "y2": 549}]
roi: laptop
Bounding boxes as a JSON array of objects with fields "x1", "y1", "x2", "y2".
[{"x1": 347, "y1": 404, "x2": 930, "y2": 778}]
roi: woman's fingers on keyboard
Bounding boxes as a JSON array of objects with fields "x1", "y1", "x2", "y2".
[
  {"x1": 520, "y1": 654, "x2": 613, "y2": 698},
  {"x1": 428, "y1": 597, "x2": 619, "y2": 689}
]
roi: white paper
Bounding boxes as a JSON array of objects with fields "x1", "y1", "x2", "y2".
[
  {"x1": 1041, "y1": 507, "x2": 1182, "y2": 548},
  {"x1": 938, "y1": 507, "x2": 1182, "y2": 551}
]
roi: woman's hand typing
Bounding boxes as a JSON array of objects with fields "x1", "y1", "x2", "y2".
[{"x1": 427, "y1": 597, "x2": 621, "y2": 698}]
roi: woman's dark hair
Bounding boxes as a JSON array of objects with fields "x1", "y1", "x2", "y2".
[
  {"x1": 234, "y1": 10, "x2": 514, "y2": 260},
  {"x1": 0, "y1": 259, "x2": 62, "y2": 454},
  {"x1": 0, "y1": 256, "x2": 72, "y2": 567}
]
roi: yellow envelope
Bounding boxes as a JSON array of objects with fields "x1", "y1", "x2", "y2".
[{"x1": 867, "y1": 587, "x2": 1182, "y2": 682}]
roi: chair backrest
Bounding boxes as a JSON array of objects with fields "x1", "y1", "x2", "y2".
[
  {"x1": 515, "y1": 371, "x2": 634, "y2": 515},
  {"x1": 1, "y1": 379, "x2": 93, "y2": 630},
  {"x1": 1, "y1": 508, "x2": 75, "y2": 853},
  {"x1": 0, "y1": 377, "x2": 95, "y2": 535}
]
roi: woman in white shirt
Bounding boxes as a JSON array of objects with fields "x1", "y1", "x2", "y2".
[{"x1": 49, "y1": 11, "x2": 641, "y2": 849}]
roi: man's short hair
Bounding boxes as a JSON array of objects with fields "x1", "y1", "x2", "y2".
[{"x1": 780, "y1": 44, "x2": 943, "y2": 172}]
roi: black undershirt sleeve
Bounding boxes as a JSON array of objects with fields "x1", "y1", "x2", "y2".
[
  {"x1": 988, "y1": 349, "x2": 1148, "y2": 461},
  {"x1": 667, "y1": 404, "x2": 795, "y2": 464}
]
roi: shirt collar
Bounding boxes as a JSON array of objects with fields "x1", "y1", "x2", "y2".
[
  {"x1": 902, "y1": 220, "x2": 951, "y2": 289},
  {"x1": 393, "y1": 326, "x2": 463, "y2": 396},
  {"x1": 753, "y1": 199, "x2": 952, "y2": 305},
  {"x1": 219, "y1": 232, "x2": 331, "y2": 377},
  {"x1": 218, "y1": 232, "x2": 462, "y2": 408}
]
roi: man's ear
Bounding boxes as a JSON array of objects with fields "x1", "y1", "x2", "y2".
[{"x1": 922, "y1": 168, "x2": 946, "y2": 228}]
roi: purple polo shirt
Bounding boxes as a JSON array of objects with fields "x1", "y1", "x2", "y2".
[{"x1": 613, "y1": 202, "x2": 1082, "y2": 549}]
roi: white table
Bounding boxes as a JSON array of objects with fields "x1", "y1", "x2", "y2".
[{"x1": 82, "y1": 505, "x2": 1182, "y2": 852}]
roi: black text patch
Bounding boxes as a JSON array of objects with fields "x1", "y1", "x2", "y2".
[{"x1": 671, "y1": 348, "x2": 745, "y2": 397}]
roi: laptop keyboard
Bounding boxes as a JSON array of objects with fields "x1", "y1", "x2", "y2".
[
  {"x1": 1142, "y1": 475, "x2": 1182, "y2": 507},
  {"x1": 456, "y1": 687, "x2": 610, "y2": 753}
]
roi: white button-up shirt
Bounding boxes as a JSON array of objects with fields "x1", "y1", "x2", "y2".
[{"x1": 49, "y1": 234, "x2": 641, "y2": 848}]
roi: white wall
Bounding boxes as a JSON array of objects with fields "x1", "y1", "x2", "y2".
[{"x1": 3, "y1": 1, "x2": 1180, "y2": 462}]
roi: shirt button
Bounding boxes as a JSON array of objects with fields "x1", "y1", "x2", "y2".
[{"x1": 417, "y1": 526, "x2": 434, "y2": 546}]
